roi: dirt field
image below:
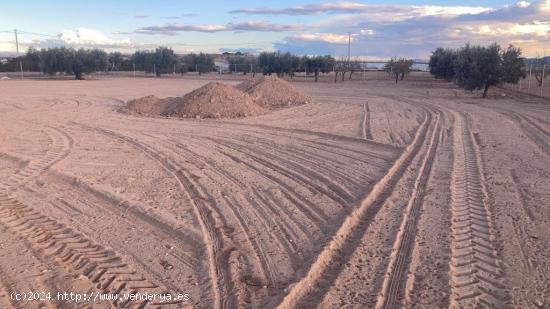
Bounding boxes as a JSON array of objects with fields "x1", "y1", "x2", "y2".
[{"x1": 0, "y1": 73, "x2": 548, "y2": 308}]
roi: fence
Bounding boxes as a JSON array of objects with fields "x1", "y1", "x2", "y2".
[{"x1": 502, "y1": 64, "x2": 549, "y2": 99}]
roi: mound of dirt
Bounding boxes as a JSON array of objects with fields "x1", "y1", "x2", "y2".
[
  {"x1": 161, "y1": 82, "x2": 267, "y2": 119},
  {"x1": 124, "y1": 95, "x2": 172, "y2": 115},
  {"x1": 236, "y1": 75, "x2": 312, "y2": 109}
]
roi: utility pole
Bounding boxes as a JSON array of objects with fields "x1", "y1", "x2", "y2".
[
  {"x1": 14, "y1": 29, "x2": 19, "y2": 54},
  {"x1": 347, "y1": 32, "x2": 351, "y2": 69},
  {"x1": 528, "y1": 64, "x2": 532, "y2": 94},
  {"x1": 541, "y1": 64, "x2": 546, "y2": 97}
]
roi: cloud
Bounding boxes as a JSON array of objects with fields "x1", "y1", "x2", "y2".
[
  {"x1": 15, "y1": 28, "x2": 138, "y2": 50},
  {"x1": 275, "y1": 0, "x2": 550, "y2": 58},
  {"x1": 136, "y1": 21, "x2": 305, "y2": 34},
  {"x1": 288, "y1": 33, "x2": 351, "y2": 44},
  {"x1": 219, "y1": 47, "x2": 263, "y2": 54},
  {"x1": 136, "y1": 24, "x2": 228, "y2": 34},
  {"x1": 59, "y1": 28, "x2": 132, "y2": 48},
  {"x1": 134, "y1": 15, "x2": 149, "y2": 19},
  {"x1": 229, "y1": 20, "x2": 306, "y2": 32},
  {"x1": 230, "y1": 2, "x2": 491, "y2": 16}
]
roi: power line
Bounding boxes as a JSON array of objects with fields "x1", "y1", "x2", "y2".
[{"x1": 17, "y1": 30, "x2": 58, "y2": 38}]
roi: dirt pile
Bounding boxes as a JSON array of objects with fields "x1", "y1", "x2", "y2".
[
  {"x1": 162, "y1": 82, "x2": 267, "y2": 118},
  {"x1": 125, "y1": 77, "x2": 310, "y2": 119},
  {"x1": 124, "y1": 95, "x2": 170, "y2": 115},
  {"x1": 125, "y1": 82, "x2": 267, "y2": 119},
  {"x1": 236, "y1": 75, "x2": 312, "y2": 109}
]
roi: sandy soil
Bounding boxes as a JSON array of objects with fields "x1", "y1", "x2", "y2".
[{"x1": 0, "y1": 73, "x2": 548, "y2": 308}]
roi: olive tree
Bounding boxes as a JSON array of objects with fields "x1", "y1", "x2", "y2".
[
  {"x1": 429, "y1": 48, "x2": 457, "y2": 81},
  {"x1": 384, "y1": 57, "x2": 414, "y2": 83},
  {"x1": 453, "y1": 44, "x2": 525, "y2": 98}
]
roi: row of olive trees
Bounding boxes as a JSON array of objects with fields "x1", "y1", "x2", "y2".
[
  {"x1": 225, "y1": 53, "x2": 336, "y2": 81},
  {"x1": 132, "y1": 47, "x2": 215, "y2": 76},
  {"x1": 429, "y1": 43, "x2": 525, "y2": 98},
  {"x1": 256, "y1": 52, "x2": 336, "y2": 81},
  {"x1": 22, "y1": 46, "x2": 215, "y2": 79},
  {"x1": 26, "y1": 47, "x2": 108, "y2": 79}
]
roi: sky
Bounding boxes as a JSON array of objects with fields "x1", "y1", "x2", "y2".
[{"x1": 0, "y1": 0, "x2": 549, "y2": 59}]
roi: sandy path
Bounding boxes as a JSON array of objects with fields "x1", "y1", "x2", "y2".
[{"x1": 0, "y1": 74, "x2": 548, "y2": 308}]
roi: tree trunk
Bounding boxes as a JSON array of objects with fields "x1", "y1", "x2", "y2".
[
  {"x1": 315, "y1": 71, "x2": 318, "y2": 82},
  {"x1": 395, "y1": 73, "x2": 398, "y2": 84},
  {"x1": 349, "y1": 70, "x2": 353, "y2": 80},
  {"x1": 334, "y1": 71, "x2": 338, "y2": 83},
  {"x1": 341, "y1": 71, "x2": 345, "y2": 81},
  {"x1": 482, "y1": 83, "x2": 490, "y2": 98},
  {"x1": 535, "y1": 73, "x2": 543, "y2": 86},
  {"x1": 75, "y1": 72, "x2": 83, "y2": 80}
]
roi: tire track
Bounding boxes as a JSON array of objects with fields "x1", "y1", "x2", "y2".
[
  {"x1": 77, "y1": 124, "x2": 234, "y2": 309},
  {"x1": 508, "y1": 169, "x2": 535, "y2": 222},
  {"x1": 500, "y1": 111, "x2": 549, "y2": 156},
  {"x1": 449, "y1": 113, "x2": 506, "y2": 308},
  {"x1": 207, "y1": 137, "x2": 354, "y2": 207},
  {"x1": 0, "y1": 126, "x2": 72, "y2": 193},
  {"x1": 376, "y1": 111, "x2": 442, "y2": 309},
  {"x1": 277, "y1": 108, "x2": 431, "y2": 308},
  {"x1": 0, "y1": 194, "x2": 182, "y2": 308},
  {"x1": 362, "y1": 102, "x2": 373, "y2": 140}
]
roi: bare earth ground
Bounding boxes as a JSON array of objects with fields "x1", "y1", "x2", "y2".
[{"x1": 0, "y1": 73, "x2": 548, "y2": 309}]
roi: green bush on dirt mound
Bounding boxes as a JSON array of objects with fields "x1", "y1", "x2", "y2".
[
  {"x1": 236, "y1": 75, "x2": 312, "y2": 109},
  {"x1": 124, "y1": 82, "x2": 267, "y2": 119}
]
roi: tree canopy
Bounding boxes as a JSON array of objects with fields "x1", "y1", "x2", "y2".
[
  {"x1": 132, "y1": 47, "x2": 179, "y2": 76},
  {"x1": 25, "y1": 47, "x2": 107, "y2": 79},
  {"x1": 429, "y1": 43, "x2": 526, "y2": 97},
  {"x1": 384, "y1": 57, "x2": 414, "y2": 83}
]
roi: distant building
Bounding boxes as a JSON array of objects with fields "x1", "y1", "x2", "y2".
[{"x1": 214, "y1": 59, "x2": 230, "y2": 73}]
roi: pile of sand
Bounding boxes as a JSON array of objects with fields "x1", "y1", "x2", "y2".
[
  {"x1": 124, "y1": 95, "x2": 170, "y2": 115},
  {"x1": 162, "y1": 82, "x2": 267, "y2": 119},
  {"x1": 124, "y1": 77, "x2": 310, "y2": 119},
  {"x1": 236, "y1": 75, "x2": 311, "y2": 109},
  {"x1": 125, "y1": 82, "x2": 267, "y2": 119}
]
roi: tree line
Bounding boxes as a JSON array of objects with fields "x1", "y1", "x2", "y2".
[
  {"x1": 429, "y1": 43, "x2": 525, "y2": 97},
  {"x1": 0, "y1": 47, "x2": 341, "y2": 81},
  {"x1": 2, "y1": 45, "x2": 423, "y2": 83}
]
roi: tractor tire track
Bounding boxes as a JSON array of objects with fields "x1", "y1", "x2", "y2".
[
  {"x1": 449, "y1": 113, "x2": 507, "y2": 308},
  {"x1": 277, "y1": 108, "x2": 431, "y2": 308},
  {"x1": 362, "y1": 102, "x2": 373, "y2": 140},
  {"x1": 0, "y1": 194, "x2": 182, "y2": 308},
  {"x1": 375, "y1": 111, "x2": 442, "y2": 308},
  {"x1": 500, "y1": 111, "x2": 549, "y2": 156},
  {"x1": 0, "y1": 126, "x2": 72, "y2": 194},
  {"x1": 77, "y1": 124, "x2": 234, "y2": 309}
]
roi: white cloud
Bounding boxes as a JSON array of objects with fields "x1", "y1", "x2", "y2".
[
  {"x1": 517, "y1": 1, "x2": 531, "y2": 8},
  {"x1": 136, "y1": 21, "x2": 305, "y2": 34},
  {"x1": 290, "y1": 32, "x2": 351, "y2": 43},
  {"x1": 360, "y1": 29, "x2": 375, "y2": 36},
  {"x1": 60, "y1": 28, "x2": 132, "y2": 48},
  {"x1": 231, "y1": 2, "x2": 491, "y2": 18}
]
